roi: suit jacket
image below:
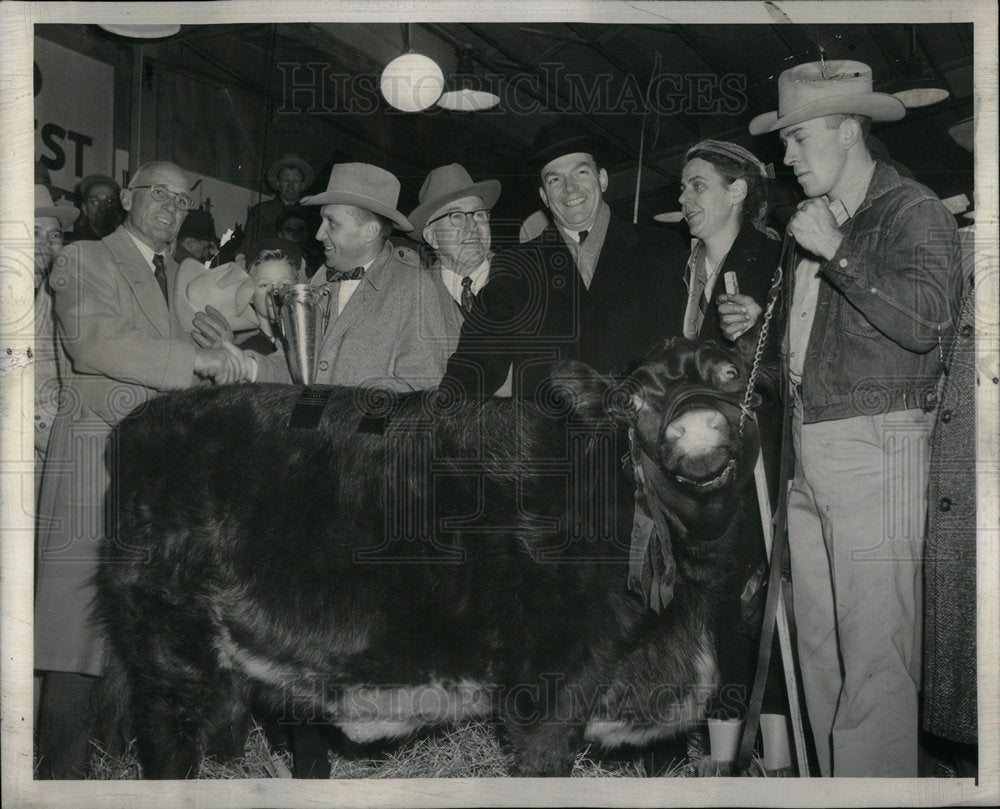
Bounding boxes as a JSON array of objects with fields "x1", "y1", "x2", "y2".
[
  {"x1": 442, "y1": 215, "x2": 688, "y2": 398},
  {"x1": 254, "y1": 240, "x2": 452, "y2": 391},
  {"x1": 36, "y1": 227, "x2": 197, "y2": 675}
]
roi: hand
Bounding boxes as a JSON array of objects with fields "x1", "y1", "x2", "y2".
[
  {"x1": 221, "y1": 339, "x2": 256, "y2": 382},
  {"x1": 717, "y1": 293, "x2": 762, "y2": 341},
  {"x1": 193, "y1": 346, "x2": 245, "y2": 385},
  {"x1": 787, "y1": 198, "x2": 843, "y2": 260},
  {"x1": 192, "y1": 305, "x2": 235, "y2": 349}
]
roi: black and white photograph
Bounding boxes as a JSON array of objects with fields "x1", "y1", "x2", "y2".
[{"x1": 1, "y1": 1, "x2": 997, "y2": 807}]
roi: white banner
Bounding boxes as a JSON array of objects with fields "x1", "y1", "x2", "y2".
[{"x1": 34, "y1": 37, "x2": 114, "y2": 194}]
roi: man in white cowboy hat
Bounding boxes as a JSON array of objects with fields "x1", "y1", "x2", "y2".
[
  {"x1": 242, "y1": 152, "x2": 317, "y2": 248},
  {"x1": 747, "y1": 60, "x2": 963, "y2": 777},
  {"x1": 33, "y1": 185, "x2": 79, "y2": 461},
  {"x1": 243, "y1": 162, "x2": 451, "y2": 389},
  {"x1": 35, "y1": 160, "x2": 248, "y2": 778},
  {"x1": 442, "y1": 117, "x2": 687, "y2": 398},
  {"x1": 409, "y1": 163, "x2": 511, "y2": 396}
]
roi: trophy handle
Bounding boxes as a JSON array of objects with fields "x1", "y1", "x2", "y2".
[
  {"x1": 319, "y1": 286, "x2": 333, "y2": 330},
  {"x1": 269, "y1": 286, "x2": 286, "y2": 341}
]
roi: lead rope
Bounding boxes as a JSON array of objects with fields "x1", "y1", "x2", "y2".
[{"x1": 736, "y1": 236, "x2": 793, "y2": 438}]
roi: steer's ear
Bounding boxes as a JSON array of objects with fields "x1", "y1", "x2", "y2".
[{"x1": 548, "y1": 361, "x2": 609, "y2": 420}]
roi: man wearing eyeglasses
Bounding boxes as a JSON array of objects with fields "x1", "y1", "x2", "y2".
[
  {"x1": 409, "y1": 164, "x2": 512, "y2": 396},
  {"x1": 442, "y1": 118, "x2": 687, "y2": 399},
  {"x1": 70, "y1": 174, "x2": 123, "y2": 242},
  {"x1": 35, "y1": 160, "x2": 250, "y2": 778}
]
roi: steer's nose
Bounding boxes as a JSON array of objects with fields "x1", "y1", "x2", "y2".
[{"x1": 664, "y1": 408, "x2": 727, "y2": 454}]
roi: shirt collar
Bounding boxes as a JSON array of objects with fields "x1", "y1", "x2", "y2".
[
  {"x1": 440, "y1": 254, "x2": 491, "y2": 302},
  {"x1": 827, "y1": 160, "x2": 876, "y2": 224},
  {"x1": 123, "y1": 226, "x2": 160, "y2": 271},
  {"x1": 556, "y1": 201, "x2": 610, "y2": 245}
]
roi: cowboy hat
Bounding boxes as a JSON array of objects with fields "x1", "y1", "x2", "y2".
[
  {"x1": 748, "y1": 60, "x2": 905, "y2": 136},
  {"x1": 174, "y1": 258, "x2": 259, "y2": 334},
  {"x1": 301, "y1": 162, "x2": 414, "y2": 232},
  {"x1": 35, "y1": 185, "x2": 80, "y2": 230},
  {"x1": 265, "y1": 153, "x2": 314, "y2": 193},
  {"x1": 408, "y1": 164, "x2": 501, "y2": 238},
  {"x1": 177, "y1": 208, "x2": 220, "y2": 244},
  {"x1": 525, "y1": 117, "x2": 615, "y2": 179}
]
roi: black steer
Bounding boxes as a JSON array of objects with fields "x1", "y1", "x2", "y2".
[{"x1": 95, "y1": 338, "x2": 760, "y2": 778}]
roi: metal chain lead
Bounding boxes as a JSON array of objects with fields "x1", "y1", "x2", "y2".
[{"x1": 737, "y1": 264, "x2": 783, "y2": 438}]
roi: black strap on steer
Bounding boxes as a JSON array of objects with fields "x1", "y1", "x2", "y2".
[{"x1": 287, "y1": 388, "x2": 334, "y2": 430}]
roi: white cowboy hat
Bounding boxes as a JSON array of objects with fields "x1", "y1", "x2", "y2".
[
  {"x1": 174, "y1": 258, "x2": 259, "y2": 334},
  {"x1": 35, "y1": 185, "x2": 80, "y2": 230},
  {"x1": 749, "y1": 60, "x2": 905, "y2": 136}
]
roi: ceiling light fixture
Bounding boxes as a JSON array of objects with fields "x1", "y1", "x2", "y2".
[
  {"x1": 380, "y1": 23, "x2": 444, "y2": 113},
  {"x1": 891, "y1": 26, "x2": 950, "y2": 109},
  {"x1": 436, "y1": 46, "x2": 500, "y2": 112},
  {"x1": 98, "y1": 24, "x2": 181, "y2": 39}
]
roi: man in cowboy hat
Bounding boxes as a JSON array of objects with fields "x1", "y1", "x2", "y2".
[
  {"x1": 173, "y1": 208, "x2": 220, "y2": 264},
  {"x1": 442, "y1": 116, "x2": 687, "y2": 398},
  {"x1": 409, "y1": 163, "x2": 511, "y2": 396},
  {"x1": 33, "y1": 185, "x2": 79, "y2": 460},
  {"x1": 242, "y1": 152, "x2": 318, "y2": 248},
  {"x1": 240, "y1": 162, "x2": 451, "y2": 389},
  {"x1": 746, "y1": 60, "x2": 963, "y2": 777},
  {"x1": 35, "y1": 161, "x2": 248, "y2": 778}
]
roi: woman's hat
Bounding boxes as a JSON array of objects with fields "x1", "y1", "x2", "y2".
[
  {"x1": 301, "y1": 163, "x2": 413, "y2": 232},
  {"x1": 35, "y1": 185, "x2": 80, "y2": 229},
  {"x1": 748, "y1": 60, "x2": 905, "y2": 136},
  {"x1": 408, "y1": 164, "x2": 501, "y2": 238},
  {"x1": 266, "y1": 153, "x2": 314, "y2": 193}
]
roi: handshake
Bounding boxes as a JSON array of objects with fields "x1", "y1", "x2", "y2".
[{"x1": 190, "y1": 306, "x2": 256, "y2": 385}]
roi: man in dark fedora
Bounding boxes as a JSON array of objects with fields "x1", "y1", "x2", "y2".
[
  {"x1": 242, "y1": 152, "x2": 318, "y2": 248},
  {"x1": 243, "y1": 162, "x2": 451, "y2": 389},
  {"x1": 746, "y1": 60, "x2": 963, "y2": 776},
  {"x1": 409, "y1": 163, "x2": 511, "y2": 396},
  {"x1": 442, "y1": 117, "x2": 687, "y2": 398},
  {"x1": 173, "y1": 208, "x2": 220, "y2": 264}
]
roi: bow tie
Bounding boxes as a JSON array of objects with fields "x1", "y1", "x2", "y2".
[{"x1": 326, "y1": 266, "x2": 366, "y2": 283}]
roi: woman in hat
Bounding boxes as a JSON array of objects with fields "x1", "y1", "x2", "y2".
[{"x1": 676, "y1": 140, "x2": 789, "y2": 772}]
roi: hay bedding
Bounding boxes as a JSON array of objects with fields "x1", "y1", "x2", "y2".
[{"x1": 80, "y1": 719, "x2": 708, "y2": 779}]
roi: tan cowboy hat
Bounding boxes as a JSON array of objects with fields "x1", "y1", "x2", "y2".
[
  {"x1": 301, "y1": 162, "x2": 414, "y2": 232},
  {"x1": 265, "y1": 153, "x2": 314, "y2": 192},
  {"x1": 748, "y1": 60, "x2": 905, "y2": 136},
  {"x1": 174, "y1": 258, "x2": 259, "y2": 334},
  {"x1": 408, "y1": 163, "x2": 501, "y2": 238},
  {"x1": 35, "y1": 185, "x2": 80, "y2": 230}
]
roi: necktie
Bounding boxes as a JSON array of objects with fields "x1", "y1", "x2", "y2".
[
  {"x1": 460, "y1": 276, "x2": 474, "y2": 313},
  {"x1": 152, "y1": 254, "x2": 168, "y2": 304},
  {"x1": 578, "y1": 229, "x2": 589, "y2": 245},
  {"x1": 326, "y1": 266, "x2": 366, "y2": 283}
]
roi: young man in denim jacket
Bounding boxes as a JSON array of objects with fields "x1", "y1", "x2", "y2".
[{"x1": 747, "y1": 60, "x2": 963, "y2": 777}]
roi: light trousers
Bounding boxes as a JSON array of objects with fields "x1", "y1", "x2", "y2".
[{"x1": 788, "y1": 402, "x2": 934, "y2": 777}]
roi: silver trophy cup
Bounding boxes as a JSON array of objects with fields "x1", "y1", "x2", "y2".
[{"x1": 270, "y1": 284, "x2": 331, "y2": 385}]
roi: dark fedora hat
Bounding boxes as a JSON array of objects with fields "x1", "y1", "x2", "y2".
[
  {"x1": 177, "y1": 209, "x2": 219, "y2": 244},
  {"x1": 525, "y1": 117, "x2": 615, "y2": 179}
]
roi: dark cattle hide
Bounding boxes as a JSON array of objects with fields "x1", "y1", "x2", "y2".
[{"x1": 95, "y1": 338, "x2": 761, "y2": 778}]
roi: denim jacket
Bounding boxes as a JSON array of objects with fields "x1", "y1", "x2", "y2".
[{"x1": 795, "y1": 160, "x2": 963, "y2": 423}]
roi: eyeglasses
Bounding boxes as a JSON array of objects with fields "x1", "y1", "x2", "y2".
[
  {"x1": 86, "y1": 195, "x2": 118, "y2": 207},
  {"x1": 129, "y1": 184, "x2": 195, "y2": 211},
  {"x1": 427, "y1": 209, "x2": 491, "y2": 228}
]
